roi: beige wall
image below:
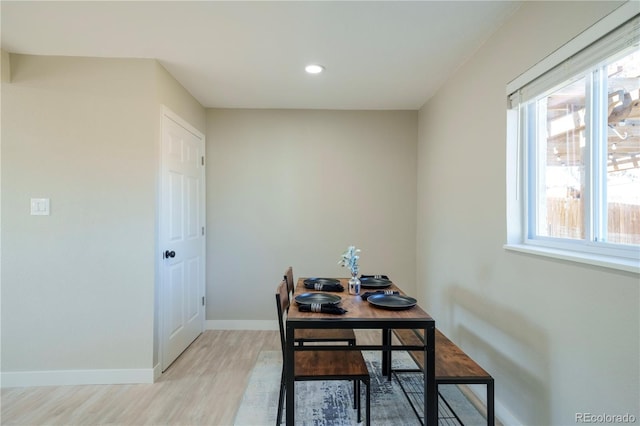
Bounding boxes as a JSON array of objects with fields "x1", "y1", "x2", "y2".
[
  {"x1": 206, "y1": 109, "x2": 417, "y2": 322},
  {"x1": 1, "y1": 54, "x2": 205, "y2": 377},
  {"x1": 1, "y1": 49, "x2": 10, "y2": 83},
  {"x1": 417, "y1": 1, "x2": 638, "y2": 424},
  {"x1": 1, "y1": 55, "x2": 158, "y2": 371}
]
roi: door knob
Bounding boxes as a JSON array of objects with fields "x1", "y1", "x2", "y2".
[{"x1": 164, "y1": 250, "x2": 176, "y2": 259}]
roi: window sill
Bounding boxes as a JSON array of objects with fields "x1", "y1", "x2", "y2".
[{"x1": 503, "y1": 243, "x2": 640, "y2": 274}]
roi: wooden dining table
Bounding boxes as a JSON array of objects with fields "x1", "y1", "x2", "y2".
[{"x1": 285, "y1": 277, "x2": 437, "y2": 425}]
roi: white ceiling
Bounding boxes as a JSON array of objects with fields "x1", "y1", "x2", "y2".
[{"x1": 1, "y1": 1, "x2": 521, "y2": 110}]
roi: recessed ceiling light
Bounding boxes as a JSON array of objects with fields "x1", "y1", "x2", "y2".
[{"x1": 305, "y1": 64, "x2": 325, "y2": 74}]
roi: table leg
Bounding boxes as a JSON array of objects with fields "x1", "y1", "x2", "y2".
[
  {"x1": 382, "y1": 328, "x2": 391, "y2": 378},
  {"x1": 424, "y1": 325, "x2": 437, "y2": 425},
  {"x1": 488, "y1": 380, "x2": 495, "y2": 426},
  {"x1": 285, "y1": 324, "x2": 295, "y2": 426}
]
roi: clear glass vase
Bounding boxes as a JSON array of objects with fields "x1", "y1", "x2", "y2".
[{"x1": 348, "y1": 273, "x2": 361, "y2": 295}]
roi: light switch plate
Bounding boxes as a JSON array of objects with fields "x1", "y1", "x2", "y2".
[{"x1": 30, "y1": 198, "x2": 50, "y2": 215}]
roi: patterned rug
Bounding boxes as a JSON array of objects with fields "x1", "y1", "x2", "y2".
[{"x1": 233, "y1": 350, "x2": 487, "y2": 425}]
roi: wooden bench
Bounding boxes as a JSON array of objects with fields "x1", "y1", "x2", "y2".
[{"x1": 391, "y1": 328, "x2": 495, "y2": 426}]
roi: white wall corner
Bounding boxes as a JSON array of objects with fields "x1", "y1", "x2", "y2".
[{"x1": 153, "y1": 363, "x2": 162, "y2": 382}]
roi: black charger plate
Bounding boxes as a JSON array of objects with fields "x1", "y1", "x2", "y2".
[
  {"x1": 295, "y1": 293, "x2": 341, "y2": 305},
  {"x1": 360, "y1": 277, "x2": 392, "y2": 289},
  {"x1": 367, "y1": 294, "x2": 416, "y2": 310},
  {"x1": 303, "y1": 277, "x2": 341, "y2": 287}
]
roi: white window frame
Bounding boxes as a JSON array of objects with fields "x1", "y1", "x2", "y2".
[{"x1": 505, "y1": 2, "x2": 640, "y2": 274}]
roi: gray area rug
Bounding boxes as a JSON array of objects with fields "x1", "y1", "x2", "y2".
[{"x1": 234, "y1": 350, "x2": 487, "y2": 425}]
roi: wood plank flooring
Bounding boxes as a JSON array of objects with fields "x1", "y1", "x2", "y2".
[
  {"x1": 0, "y1": 330, "x2": 281, "y2": 426},
  {"x1": 1, "y1": 330, "x2": 382, "y2": 426}
]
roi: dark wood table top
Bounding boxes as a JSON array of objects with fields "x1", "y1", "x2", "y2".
[
  {"x1": 288, "y1": 277, "x2": 433, "y2": 324},
  {"x1": 284, "y1": 277, "x2": 438, "y2": 426}
]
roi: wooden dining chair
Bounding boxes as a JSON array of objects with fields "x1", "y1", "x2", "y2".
[
  {"x1": 275, "y1": 279, "x2": 371, "y2": 426},
  {"x1": 284, "y1": 266, "x2": 356, "y2": 346}
]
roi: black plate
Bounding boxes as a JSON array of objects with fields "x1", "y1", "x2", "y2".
[
  {"x1": 303, "y1": 277, "x2": 341, "y2": 287},
  {"x1": 367, "y1": 294, "x2": 416, "y2": 310},
  {"x1": 360, "y1": 277, "x2": 392, "y2": 289},
  {"x1": 295, "y1": 293, "x2": 341, "y2": 305}
]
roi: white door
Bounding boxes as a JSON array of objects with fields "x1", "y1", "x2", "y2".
[{"x1": 160, "y1": 107, "x2": 205, "y2": 371}]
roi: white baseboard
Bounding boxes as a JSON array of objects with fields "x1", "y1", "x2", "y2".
[
  {"x1": 1, "y1": 368, "x2": 154, "y2": 388},
  {"x1": 1, "y1": 323, "x2": 275, "y2": 388},
  {"x1": 205, "y1": 320, "x2": 278, "y2": 330}
]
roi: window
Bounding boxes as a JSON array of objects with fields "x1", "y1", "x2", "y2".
[{"x1": 507, "y1": 8, "x2": 640, "y2": 272}]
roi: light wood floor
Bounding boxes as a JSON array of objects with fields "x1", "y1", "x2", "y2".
[
  {"x1": 1, "y1": 330, "x2": 281, "y2": 425},
  {"x1": 1, "y1": 330, "x2": 382, "y2": 426}
]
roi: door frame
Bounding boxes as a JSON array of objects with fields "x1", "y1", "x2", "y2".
[{"x1": 157, "y1": 105, "x2": 206, "y2": 374}]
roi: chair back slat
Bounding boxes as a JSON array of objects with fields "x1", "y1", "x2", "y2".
[
  {"x1": 284, "y1": 266, "x2": 295, "y2": 296},
  {"x1": 275, "y1": 279, "x2": 289, "y2": 354}
]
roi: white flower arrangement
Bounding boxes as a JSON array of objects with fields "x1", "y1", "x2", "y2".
[{"x1": 338, "y1": 245, "x2": 361, "y2": 276}]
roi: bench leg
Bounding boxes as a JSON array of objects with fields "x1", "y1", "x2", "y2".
[{"x1": 356, "y1": 380, "x2": 361, "y2": 423}]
